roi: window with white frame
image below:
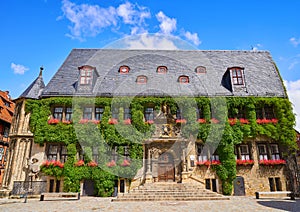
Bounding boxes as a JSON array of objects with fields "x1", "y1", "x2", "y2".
[
  {"x1": 95, "y1": 107, "x2": 104, "y2": 121},
  {"x1": 258, "y1": 144, "x2": 268, "y2": 160},
  {"x1": 270, "y1": 144, "x2": 281, "y2": 160},
  {"x1": 144, "y1": 107, "x2": 154, "y2": 121},
  {"x1": 53, "y1": 107, "x2": 63, "y2": 121},
  {"x1": 80, "y1": 68, "x2": 92, "y2": 85},
  {"x1": 240, "y1": 145, "x2": 250, "y2": 160},
  {"x1": 124, "y1": 108, "x2": 131, "y2": 120},
  {"x1": 46, "y1": 144, "x2": 68, "y2": 163},
  {"x1": 65, "y1": 107, "x2": 73, "y2": 121},
  {"x1": 83, "y1": 107, "x2": 93, "y2": 120}
]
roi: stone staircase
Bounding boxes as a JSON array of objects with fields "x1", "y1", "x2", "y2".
[{"x1": 112, "y1": 183, "x2": 229, "y2": 202}]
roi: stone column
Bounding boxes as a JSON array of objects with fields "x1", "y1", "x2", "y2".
[
  {"x1": 145, "y1": 145, "x2": 152, "y2": 183},
  {"x1": 181, "y1": 141, "x2": 189, "y2": 182}
]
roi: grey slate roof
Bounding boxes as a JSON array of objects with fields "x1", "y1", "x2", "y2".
[
  {"x1": 41, "y1": 49, "x2": 287, "y2": 98},
  {"x1": 20, "y1": 70, "x2": 45, "y2": 99}
]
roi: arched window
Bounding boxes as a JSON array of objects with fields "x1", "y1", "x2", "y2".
[
  {"x1": 119, "y1": 65, "x2": 130, "y2": 74},
  {"x1": 136, "y1": 75, "x2": 147, "y2": 84},
  {"x1": 157, "y1": 66, "x2": 168, "y2": 74},
  {"x1": 178, "y1": 75, "x2": 189, "y2": 84}
]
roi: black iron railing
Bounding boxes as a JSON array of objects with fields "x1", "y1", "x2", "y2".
[{"x1": 11, "y1": 181, "x2": 47, "y2": 195}]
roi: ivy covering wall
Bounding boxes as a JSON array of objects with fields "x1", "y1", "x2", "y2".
[{"x1": 26, "y1": 96, "x2": 296, "y2": 196}]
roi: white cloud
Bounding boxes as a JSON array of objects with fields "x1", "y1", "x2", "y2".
[
  {"x1": 123, "y1": 34, "x2": 178, "y2": 50},
  {"x1": 184, "y1": 31, "x2": 201, "y2": 46},
  {"x1": 60, "y1": 1, "x2": 201, "y2": 48},
  {"x1": 290, "y1": 37, "x2": 300, "y2": 47},
  {"x1": 61, "y1": 0, "x2": 118, "y2": 40},
  {"x1": 60, "y1": 0, "x2": 151, "y2": 40},
  {"x1": 11, "y1": 63, "x2": 29, "y2": 75},
  {"x1": 117, "y1": 2, "x2": 150, "y2": 25},
  {"x1": 156, "y1": 11, "x2": 177, "y2": 35},
  {"x1": 284, "y1": 79, "x2": 300, "y2": 131}
]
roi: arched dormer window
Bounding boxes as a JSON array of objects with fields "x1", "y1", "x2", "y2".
[
  {"x1": 136, "y1": 75, "x2": 147, "y2": 84},
  {"x1": 229, "y1": 67, "x2": 244, "y2": 85},
  {"x1": 78, "y1": 65, "x2": 95, "y2": 85},
  {"x1": 157, "y1": 66, "x2": 168, "y2": 74},
  {"x1": 195, "y1": 66, "x2": 206, "y2": 74},
  {"x1": 178, "y1": 75, "x2": 189, "y2": 84},
  {"x1": 119, "y1": 65, "x2": 130, "y2": 74}
]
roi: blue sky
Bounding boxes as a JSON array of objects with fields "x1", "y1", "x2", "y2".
[{"x1": 1, "y1": 0, "x2": 300, "y2": 129}]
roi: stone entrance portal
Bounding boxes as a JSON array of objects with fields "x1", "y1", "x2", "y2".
[{"x1": 158, "y1": 153, "x2": 175, "y2": 182}]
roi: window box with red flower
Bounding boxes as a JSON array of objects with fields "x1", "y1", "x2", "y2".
[
  {"x1": 107, "y1": 160, "x2": 116, "y2": 167},
  {"x1": 259, "y1": 159, "x2": 286, "y2": 166},
  {"x1": 108, "y1": 118, "x2": 118, "y2": 125},
  {"x1": 74, "y1": 160, "x2": 85, "y2": 167},
  {"x1": 236, "y1": 159, "x2": 254, "y2": 166},
  {"x1": 145, "y1": 120, "x2": 154, "y2": 124},
  {"x1": 123, "y1": 119, "x2": 131, "y2": 125},
  {"x1": 48, "y1": 118, "x2": 60, "y2": 125},
  {"x1": 79, "y1": 119, "x2": 89, "y2": 124},
  {"x1": 87, "y1": 160, "x2": 98, "y2": 167},
  {"x1": 256, "y1": 118, "x2": 278, "y2": 124},
  {"x1": 228, "y1": 118, "x2": 237, "y2": 126},
  {"x1": 210, "y1": 160, "x2": 221, "y2": 166},
  {"x1": 210, "y1": 118, "x2": 220, "y2": 124},
  {"x1": 120, "y1": 159, "x2": 130, "y2": 167},
  {"x1": 92, "y1": 120, "x2": 100, "y2": 124},
  {"x1": 196, "y1": 160, "x2": 210, "y2": 166},
  {"x1": 239, "y1": 118, "x2": 250, "y2": 124},
  {"x1": 40, "y1": 160, "x2": 64, "y2": 177},
  {"x1": 176, "y1": 119, "x2": 187, "y2": 124},
  {"x1": 197, "y1": 119, "x2": 206, "y2": 124},
  {"x1": 62, "y1": 120, "x2": 72, "y2": 124}
]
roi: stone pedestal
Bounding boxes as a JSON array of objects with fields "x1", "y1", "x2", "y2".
[{"x1": 181, "y1": 172, "x2": 190, "y2": 183}]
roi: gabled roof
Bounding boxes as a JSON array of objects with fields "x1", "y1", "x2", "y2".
[
  {"x1": 20, "y1": 69, "x2": 45, "y2": 99},
  {"x1": 41, "y1": 49, "x2": 286, "y2": 98}
]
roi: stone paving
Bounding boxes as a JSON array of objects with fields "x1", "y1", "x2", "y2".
[{"x1": 0, "y1": 196, "x2": 299, "y2": 212}]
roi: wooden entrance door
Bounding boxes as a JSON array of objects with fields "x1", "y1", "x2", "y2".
[{"x1": 158, "y1": 153, "x2": 175, "y2": 182}]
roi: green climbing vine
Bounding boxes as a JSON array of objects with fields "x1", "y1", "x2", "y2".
[{"x1": 26, "y1": 96, "x2": 296, "y2": 196}]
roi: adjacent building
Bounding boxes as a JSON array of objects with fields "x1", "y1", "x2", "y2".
[
  {"x1": 0, "y1": 90, "x2": 15, "y2": 187},
  {"x1": 1, "y1": 49, "x2": 297, "y2": 198}
]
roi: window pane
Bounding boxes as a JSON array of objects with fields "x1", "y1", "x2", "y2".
[
  {"x1": 95, "y1": 107, "x2": 104, "y2": 120},
  {"x1": 54, "y1": 107, "x2": 63, "y2": 113},
  {"x1": 49, "y1": 145, "x2": 58, "y2": 154},
  {"x1": 145, "y1": 108, "x2": 154, "y2": 121},
  {"x1": 124, "y1": 108, "x2": 131, "y2": 120}
]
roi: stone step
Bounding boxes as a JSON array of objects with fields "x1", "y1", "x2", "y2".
[
  {"x1": 113, "y1": 182, "x2": 228, "y2": 202},
  {"x1": 113, "y1": 196, "x2": 230, "y2": 202}
]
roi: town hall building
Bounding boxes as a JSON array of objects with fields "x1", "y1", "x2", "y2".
[{"x1": 1, "y1": 49, "x2": 297, "y2": 200}]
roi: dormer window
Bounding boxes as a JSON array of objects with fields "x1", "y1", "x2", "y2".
[
  {"x1": 195, "y1": 66, "x2": 206, "y2": 74},
  {"x1": 230, "y1": 67, "x2": 244, "y2": 85},
  {"x1": 78, "y1": 65, "x2": 94, "y2": 85},
  {"x1": 136, "y1": 75, "x2": 147, "y2": 84},
  {"x1": 178, "y1": 75, "x2": 189, "y2": 84},
  {"x1": 157, "y1": 66, "x2": 167, "y2": 74},
  {"x1": 119, "y1": 66, "x2": 130, "y2": 74}
]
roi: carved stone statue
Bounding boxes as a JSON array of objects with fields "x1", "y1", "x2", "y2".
[{"x1": 27, "y1": 158, "x2": 40, "y2": 179}]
